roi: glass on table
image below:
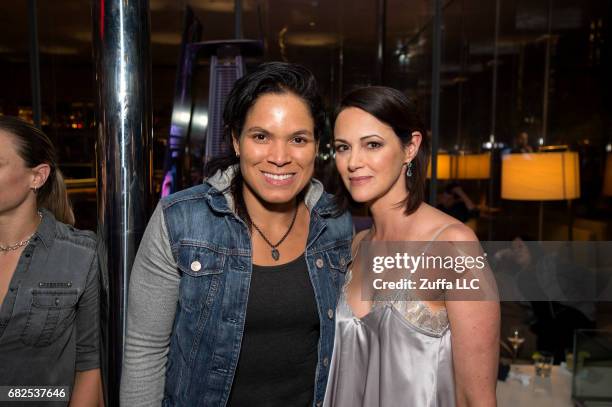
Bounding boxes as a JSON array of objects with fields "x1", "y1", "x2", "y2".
[
  {"x1": 533, "y1": 351, "x2": 554, "y2": 377},
  {"x1": 565, "y1": 351, "x2": 574, "y2": 371},
  {"x1": 506, "y1": 327, "x2": 525, "y2": 362}
]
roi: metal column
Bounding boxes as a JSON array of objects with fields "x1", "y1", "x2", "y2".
[
  {"x1": 488, "y1": 0, "x2": 501, "y2": 240},
  {"x1": 375, "y1": 0, "x2": 386, "y2": 85},
  {"x1": 234, "y1": 0, "x2": 243, "y2": 39},
  {"x1": 92, "y1": 0, "x2": 153, "y2": 404},
  {"x1": 28, "y1": 0, "x2": 41, "y2": 128},
  {"x1": 541, "y1": 0, "x2": 554, "y2": 144},
  {"x1": 429, "y1": 0, "x2": 442, "y2": 205}
]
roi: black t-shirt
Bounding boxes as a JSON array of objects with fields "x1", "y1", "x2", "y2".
[{"x1": 227, "y1": 254, "x2": 320, "y2": 407}]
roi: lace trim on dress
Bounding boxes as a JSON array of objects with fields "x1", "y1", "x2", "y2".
[
  {"x1": 343, "y1": 268, "x2": 449, "y2": 335},
  {"x1": 376, "y1": 300, "x2": 449, "y2": 336}
]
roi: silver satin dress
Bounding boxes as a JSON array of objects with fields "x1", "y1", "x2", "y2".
[{"x1": 323, "y1": 232, "x2": 456, "y2": 407}]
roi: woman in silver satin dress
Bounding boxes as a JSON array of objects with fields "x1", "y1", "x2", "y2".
[{"x1": 326, "y1": 86, "x2": 500, "y2": 407}]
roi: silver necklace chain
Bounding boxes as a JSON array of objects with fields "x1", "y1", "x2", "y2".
[{"x1": 0, "y1": 211, "x2": 43, "y2": 253}]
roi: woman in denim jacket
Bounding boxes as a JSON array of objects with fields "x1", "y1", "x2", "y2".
[
  {"x1": 121, "y1": 62, "x2": 353, "y2": 407},
  {"x1": 0, "y1": 116, "x2": 101, "y2": 406}
]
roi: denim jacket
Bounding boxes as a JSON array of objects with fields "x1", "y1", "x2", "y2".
[{"x1": 160, "y1": 166, "x2": 352, "y2": 406}]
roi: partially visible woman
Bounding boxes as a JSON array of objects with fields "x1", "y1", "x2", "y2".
[
  {"x1": 0, "y1": 116, "x2": 101, "y2": 406},
  {"x1": 325, "y1": 87, "x2": 499, "y2": 407}
]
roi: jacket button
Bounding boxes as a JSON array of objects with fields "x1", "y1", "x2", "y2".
[
  {"x1": 315, "y1": 258, "x2": 324, "y2": 268},
  {"x1": 323, "y1": 357, "x2": 329, "y2": 367},
  {"x1": 67, "y1": 282, "x2": 72, "y2": 287},
  {"x1": 327, "y1": 309, "x2": 334, "y2": 319},
  {"x1": 190, "y1": 261, "x2": 202, "y2": 272},
  {"x1": 340, "y1": 257, "x2": 346, "y2": 266},
  {"x1": 55, "y1": 298, "x2": 60, "y2": 305}
]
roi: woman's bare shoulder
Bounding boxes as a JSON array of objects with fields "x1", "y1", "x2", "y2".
[{"x1": 418, "y1": 204, "x2": 477, "y2": 242}]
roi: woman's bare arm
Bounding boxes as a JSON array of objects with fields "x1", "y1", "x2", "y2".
[
  {"x1": 70, "y1": 369, "x2": 102, "y2": 406},
  {"x1": 442, "y1": 225, "x2": 500, "y2": 407}
]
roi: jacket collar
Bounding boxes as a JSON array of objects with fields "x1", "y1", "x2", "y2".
[{"x1": 205, "y1": 165, "x2": 337, "y2": 217}]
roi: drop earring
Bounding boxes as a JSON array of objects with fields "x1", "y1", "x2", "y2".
[{"x1": 406, "y1": 161, "x2": 413, "y2": 177}]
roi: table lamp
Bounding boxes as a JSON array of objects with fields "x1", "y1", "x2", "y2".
[
  {"x1": 453, "y1": 153, "x2": 491, "y2": 180},
  {"x1": 427, "y1": 153, "x2": 451, "y2": 179},
  {"x1": 501, "y1": 151, "x2": 580, "y2": 240}
]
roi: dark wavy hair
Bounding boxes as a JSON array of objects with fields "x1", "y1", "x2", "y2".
[
  {"x1": 333, "y1": 86, "x2": 429, "y2": 215},
  {"x1": 0, "y1": 116, "x2": 75, "y2": 225},
  {"x1": 204, "y1": 61, "x2": 326, "y2": 221}
]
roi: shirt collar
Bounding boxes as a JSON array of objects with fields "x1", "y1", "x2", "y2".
[{"x1": 34, "y1": 208, "x2": 56, "y2": 249}]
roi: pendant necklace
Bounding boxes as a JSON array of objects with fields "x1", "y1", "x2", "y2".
[{"x1": 250, "y1": 205, "x2": 298, "y2": 261}]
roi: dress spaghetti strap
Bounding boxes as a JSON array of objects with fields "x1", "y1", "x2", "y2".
[
  {"x1": 350, "y1": 229, "x2": 370, "y2": 262},
  {"x1": 429, "y1": 223, "x2": 459, "y2": 242},
  {"x1": 387, "y1": 223, "x2": 460, "y2": 305},
  {"x1": 342, "y1": 229, "x2": 370, "y2": 296}
]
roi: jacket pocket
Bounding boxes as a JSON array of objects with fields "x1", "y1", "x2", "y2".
[
  {"x1": 176, "y1": 241, "x2": 226, "y2": 277},
  {"x1": 175, "y1": 242, "x2": 226, "y2": 313},
  {"x1": 325, "y1": 243, "x2": 352, "y2": 274},
  {"x1": 20, "y1": 289, "x2": 79, "y2": 347}
]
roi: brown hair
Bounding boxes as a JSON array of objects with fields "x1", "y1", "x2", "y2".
[
  {"x1": 0, "y1": 116, "x2": 75, "y2": 225},
  {"x1": 334, "y1": 86, "x2": 430, "y2": 215}
]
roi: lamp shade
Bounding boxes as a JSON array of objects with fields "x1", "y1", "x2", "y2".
[
  {"x1": 427, "y1": 154, "x2": 451, "y2": 179},
  {"x1": 501, "y1": 152, "x2": 580, "y2": 200},
  {"x1": 604, "y1": 153, "x2": 612, "y2": 196},
  {"x1": 453, "y1": 153, "x2": 491, "y2": 179}
]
